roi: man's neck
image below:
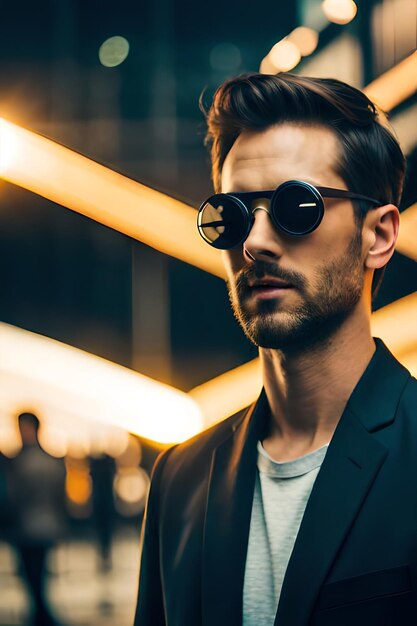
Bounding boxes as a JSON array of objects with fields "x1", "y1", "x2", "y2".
[{"x1": 259, "y1": 312, "x2": 375, "y2": 462}]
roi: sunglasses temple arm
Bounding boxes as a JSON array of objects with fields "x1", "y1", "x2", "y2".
[{"x1": 317, "y1": 187, "x2": 381, "y2": 206}]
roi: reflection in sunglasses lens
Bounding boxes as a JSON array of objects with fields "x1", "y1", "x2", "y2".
[
  {"x1": 199, "y1": 197, "x2": 248, "y2": 248},
  {"x1": 274, "y1": 186, "x2": 322, "y2": 235}
]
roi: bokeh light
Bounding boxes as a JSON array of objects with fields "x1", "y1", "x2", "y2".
[
  {"x1": 114, "y1": 467, "x2": 150, "y2": 516},
  {"x1": 288, "y1": 26, "x2": 319, "y2": 56},
  {"x1": 99, "y1": 35, "x2": 130, "y2": 68},
  {"x1": 38, "y1": 423, "x2": 68, "y2": 458},
  {"x1": 116, "y1": 436, "x2": 142, "y2": 468},
  {"x1": 321, "y1": 0, "x2": 358, "y2": 25},
  {"x1": 269, "y1": 39, "x2": 301, "y2": 72}
]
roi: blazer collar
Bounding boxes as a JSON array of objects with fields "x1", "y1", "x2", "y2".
[
  {"x1": 201, "y1": 391, "x2": 269, "y2": 626},
  {"x1": 343, "y1": 337, "x2": 411, "y2": 432}
]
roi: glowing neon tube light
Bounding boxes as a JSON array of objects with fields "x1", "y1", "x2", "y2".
[
  {"x1": 0, "y1": 322, "x2": 203, "y2": 444},
  {"x1": 0, "y1": 119, "x2": 225, "y2": 279}
]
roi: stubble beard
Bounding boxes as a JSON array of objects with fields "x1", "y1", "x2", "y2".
[{"x1": 227, "y1": 231, "x2": 364, "y2": 354}]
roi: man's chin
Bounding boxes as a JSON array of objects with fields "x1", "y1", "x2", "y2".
[
  {"x1": 238, "y1": 312, "x2": 299, "y2": 350},
  {"x1": 243, "y1": 328, "x2": 301, "y2": 351},
  {"x1": 240, "y1": 307, "x2": 355, "y2": 353}
]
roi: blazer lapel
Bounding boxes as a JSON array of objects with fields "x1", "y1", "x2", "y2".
[
  {"x1": 202, "y1": 391, "x2": 269, "y2": 626},
  {"x1": 275, "y1": 339, "x2": 411, "y2": 626},
  {"x1": 274, "y1": 408, "x2": 388, "y2": 626}
]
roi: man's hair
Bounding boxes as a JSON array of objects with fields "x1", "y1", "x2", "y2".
[
  {"x1": 203, "y1": 72, "x2": 406, "y2": 297},
  {"x1": 18, "y1": 411, "x2": 40, "y2": 432}
]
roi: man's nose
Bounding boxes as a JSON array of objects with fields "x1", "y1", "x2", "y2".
[{"x1": 243, "y1": 201, "x2": 284, "y2": 262}]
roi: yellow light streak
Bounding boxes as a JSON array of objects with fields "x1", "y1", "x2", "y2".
[
  {"x1": 397, "y1": 203, "x2": 417, "y2": 262},
  {"x1": 363, "y1": 50, "x2": 417, "y2": 111},
  {"x1": 0, "y1": 322, "x2": 203, "y2": 445},
  {"x1": 371, "y1": 292, "x2": 417, "y2": 359},
  {"x1": 0, "y1": 119, "x2": 225, "y2": 279},
  {"x1": 189, "y1": 358, "x2": 262, "y2": 428}
]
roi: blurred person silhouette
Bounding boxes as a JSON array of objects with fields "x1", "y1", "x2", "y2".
[
  {"x1": 0, "y1": 450, "x2": 13, "y2": 541},
  {"x1": 10, "y1": 412, "x2": 67, "y2": 626},
  {"x1": 90, "y1": 453, "x2": 116, "y2": 572}
]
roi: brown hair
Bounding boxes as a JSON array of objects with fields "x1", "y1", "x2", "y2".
[{"x1": 203, "y1": 72, "x2": 406, "y2": 297}]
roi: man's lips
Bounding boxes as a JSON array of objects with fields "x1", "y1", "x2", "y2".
[
  {"x1": 248, "y1": 277, "x2": 293, "y2": 289},
  {"x1": 245, "y1": 277, "x2": 295, "y2": 299}
]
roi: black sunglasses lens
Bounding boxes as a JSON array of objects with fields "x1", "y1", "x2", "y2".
[
  {"x1": 197, "y1": 195, "x2": 249, "y2": 249},
  {"x1": 272, "y1": 183, "x2": 323, "y2": 235}
]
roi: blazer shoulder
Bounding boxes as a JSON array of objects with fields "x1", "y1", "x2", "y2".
[
  {"x1": 161, "y1": 409, "x2": 247, "y2": 471},
  {"x1": 402, "y1": 371, "x2": 417, "y2": 403},
  {"x1": 182, "y1": 409, "x2": 245, "y2": 451}
]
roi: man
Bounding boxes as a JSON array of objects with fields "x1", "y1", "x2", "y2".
[
  {"x1": 10, "y1": 412, "x2": 67, "y2": 626},
  {"x1": 134, "y1": 73, "x2": 417, "y2": 626}
]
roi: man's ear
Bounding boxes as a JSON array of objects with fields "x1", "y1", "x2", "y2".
[{"x1": 363, "y1": 204, "x2": 400, "y2": 271}]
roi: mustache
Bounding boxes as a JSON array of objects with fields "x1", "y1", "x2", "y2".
[{"x1": 234, "y1": 261, "x2": 307, "y2": 294}]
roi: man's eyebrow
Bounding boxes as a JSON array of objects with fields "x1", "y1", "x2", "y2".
[
  {"x1": 227, "y1": 188, "x2": 271, "y2": 194},
  {"x1": 228, "y1": 178, "x2": 324, "y2": 193}
]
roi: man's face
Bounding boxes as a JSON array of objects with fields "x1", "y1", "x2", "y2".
[{"x1": 220, "y1": 123, "x2": 366, "y2": 352}]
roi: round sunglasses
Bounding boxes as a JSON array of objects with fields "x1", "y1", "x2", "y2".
[{"x1": 197, "y1": 179, "x2": 381, "y2": 249}]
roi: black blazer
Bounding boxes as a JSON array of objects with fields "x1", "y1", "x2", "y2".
[{"x1": 135, "y1": 339, "x2": 417, "y2": 625}]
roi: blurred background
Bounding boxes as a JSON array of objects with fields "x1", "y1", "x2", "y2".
[{"x1": 0, "y1": 0, "x2": 416, "y2": 624}]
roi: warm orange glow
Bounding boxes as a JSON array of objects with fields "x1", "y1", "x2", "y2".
[
  {"x1": 364, "y1": 50, "x2": 417, "y2": 112},
  {"x1": 116, "y1": 436, "x2": 142, "y2": 467},
  {"x1": 289, "y1": 27, "x2": 319, "y2": 57},
  {"x1": 0, "y1": 414, "x2": 21, "y2": 457},
  {"x1": 260, "y1": 56, "x2": 279, "y2": 75},
  {"x1": 65, "y1": 460, "x2": 92, "y2": 506},
  {"x1": 269, "y1": 39, "x2": 301, "y2": 72},
  {"x1": 321, "y1": 0, "x2": 357, "y2": 25},
  {"x1": 0, "y1": 322, "x2": 204, "y2": 445},
  {"x1": 371, "y1": 292, "x2": 417, "y2": 359},
  {"x1": 189, "y1": 358, "x2": 262, "y2": 427},
  {"x1": 38, "y1": 424, "x2": 68, "y2": 458},
  {"x1": 397, "y1": 203, "x2": 417, "y2": 262},
  {"x1": 94, "y1": 429, "x2": 130, "y2": 458},
  {"x1": 400, "y1": 350, "x2": 417, "y2": 378},
  {"x1": 114, "y1": 467, "x2": 149, "y2": 504},
  {"x1": 0, "y1": 119, "x2": 225, "y2": 279}
]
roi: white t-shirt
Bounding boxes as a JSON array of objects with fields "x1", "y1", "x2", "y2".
[{"x1": 243, "y1": 440, "x2": 329, "y2": 626}]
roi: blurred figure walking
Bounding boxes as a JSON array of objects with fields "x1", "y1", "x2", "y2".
[
  {"x1": 90, "y1": 453, "x2": 116, "y2": 572},
  {"x1": 9, "y1": 412, "x2": 67, "y2": 626}
]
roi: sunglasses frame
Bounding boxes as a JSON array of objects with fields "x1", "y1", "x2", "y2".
[{"x1": 197, "y1": 179, "x2": 382, "y2": 249}]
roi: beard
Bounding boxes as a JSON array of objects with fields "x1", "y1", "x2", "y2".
[{"x1": 227, "y1": 230, "x2": 364, "y2": 353}]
